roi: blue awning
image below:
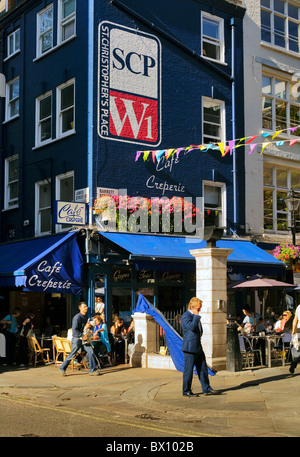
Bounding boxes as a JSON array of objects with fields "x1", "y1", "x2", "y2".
[
  {"x1": 100, "y1": 233, "x2": 285, "y2": 275},
  {"x1": 0, "y1": 232, "x2": 83, "y2": 294}
]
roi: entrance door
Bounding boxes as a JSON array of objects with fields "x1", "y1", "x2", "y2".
[
  {"x1": 112, "y1": 287, "x2": 132, "y2": 329},
  {"x1": 157, "y1": 286, "x2": 185, "y2": 335}
]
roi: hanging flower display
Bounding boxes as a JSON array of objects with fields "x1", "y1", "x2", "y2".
[
  {"x1": 93, "y1": 195, "x2": 201, "y2": 234},
  {"x1": 272, "y1": 243, "x2": 300, "y2": 263}
]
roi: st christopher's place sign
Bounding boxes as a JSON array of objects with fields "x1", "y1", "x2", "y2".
[{"x1": 98, "y1": 21, "x2": 161, "y2": 146}]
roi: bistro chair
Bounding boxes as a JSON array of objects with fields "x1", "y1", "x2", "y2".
[
  {"x1": 238, "y1": 335, "x2": 250, "y2": 369},
  {"x1": 27, "y1": 336, "x2": 50, "y2": 367},
  {"x1": 52, "y1": 336, "x2": 66, "y2": 367},
  {"x1": 238, "y1": 335, "x2": 263, "y2": 368},
  {"x1": 61, "y1": 338, "x2": 88, "y2": 371}
]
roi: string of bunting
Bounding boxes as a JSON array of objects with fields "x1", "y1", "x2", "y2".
[{"x1": 134, "y1": 125, "x2": 300, "y2": 163}]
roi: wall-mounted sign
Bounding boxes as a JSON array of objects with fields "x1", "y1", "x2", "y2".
[
  {"x1": 75, "y1": 188, "x2": 90, "y2": 203},
  {"x1": 97, "y1": 187, "x2": 119, "y2": 198},
  {"x1": 98, "y1": 21, "x2": 161, "y2": 146},
  {"x1": 54, "y1": 201, "x2": 87, "y2": 226}
]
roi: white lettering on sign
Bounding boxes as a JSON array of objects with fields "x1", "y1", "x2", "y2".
[{"x1": 27, "y1": 260, "x2": 72, "y2": 292}]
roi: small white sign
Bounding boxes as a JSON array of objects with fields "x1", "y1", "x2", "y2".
[
  {"x1": 55, "y1": 201, "x2": 87, "y2": 226},
  {"x1": 75, "y1": 188, "x2": 90, "y2": 203},
  {"x1": 97, "y1": 187, "x2": 119, "y2": 198}
]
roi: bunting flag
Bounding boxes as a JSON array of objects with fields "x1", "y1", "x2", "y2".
[{"x1": 134, "y1": 125, "x2": 300, "y2": 163}]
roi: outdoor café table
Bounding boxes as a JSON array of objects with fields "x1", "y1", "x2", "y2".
[
  {"x1": 247, "y1": 334, "x2": 285, "y2": 368},
  {"x1": 38, "y1": 336, "x2": 55, "y2": 361}
]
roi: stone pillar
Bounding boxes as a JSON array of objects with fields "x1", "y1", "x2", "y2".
[
  {"x1": 130, "y1": 312, "x2": 157, "y2": 367},
  {"x1": 190, "y1": 247, "x2": 233, "y2": 371}
]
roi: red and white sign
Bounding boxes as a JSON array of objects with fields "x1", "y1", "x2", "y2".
[{"x1": 98, "y1": 21, "x2": 161, "y2": 146}]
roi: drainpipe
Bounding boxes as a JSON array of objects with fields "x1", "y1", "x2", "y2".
[
  {"x1": 86, "y1": 0, "x2": 94, "y2": 311},
  {"x1": 230, "y1": 18, "x2": 237, "y2": 231}
]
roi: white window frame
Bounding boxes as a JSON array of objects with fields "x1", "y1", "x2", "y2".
[
  {"x1": 7, "y1": 28, "x2": 20, "y2": 58},
  {"x1": 263, "y1": 164, "x2": 300, "y2": 233},
  {"x1": 201, "y1": 12, "x2": 225, "y2": 64},
  {"x1": 55, "y1": 171, "x2": 74, "y2": 232},
  {"x1": 37, "y1": 3, "x2": 54, "y2": 58},
  {"x1": 203, "y1": 180, "x2": 227, "y2": 229},
  {"x1": 262, "y1": 72, "x2": 300, "y2": 136},
  {"x1": 58, "y1": 0, "x2": 76, "y2": 45},
  {"x1": 35, "y1": 91, "x2": 52, "y2": 147},
  {"x1": 35, "y1": 179, "x2": 52, "y2": 236},
  {"x1": 4, "y1": 154, "x2": 18, "y2": 210},
  {"x1": 5, "y1": 76, "x2": 19, "y2": 121},
  {"x1": 56, "y1": 79, "x2": 75, "y2": 138},
  {"x1": 261, "y1": 0, "x2": 300, "y2": 54},
  {"x1": 202, "y1": 97, "x2": 226, "y2": 145}
]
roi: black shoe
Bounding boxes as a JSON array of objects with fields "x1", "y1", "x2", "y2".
[
  {"x1": 183, "y1": 391, "x2": 199, "y2": 397},
  {"x1": 203, "y1": 389, "x2": 221, "y2": 396},
  {"x1": 289, "y1": 362, "x2": 296, "y2": 374}
]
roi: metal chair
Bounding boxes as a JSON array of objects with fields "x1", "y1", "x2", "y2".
[
  {"x1": 247, "y1": 337, "x2": 263, "y2": 367},
  {"x1": 239, "y1": 335, "x2": 263, "y2": 368},
  {"x1": 239, "y1": 335, "x2": 251, "y2": 368},
  {"x1": 27, "y1": 336, "x2": 50, "y2": 367}
]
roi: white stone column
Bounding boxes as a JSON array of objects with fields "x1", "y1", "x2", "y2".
[
  {"x1": 190, "y1": 247, "x2": 233, "y2": 371},
  {"x1": 130, "y1": 312, "x2": 157, "y2": 367}
]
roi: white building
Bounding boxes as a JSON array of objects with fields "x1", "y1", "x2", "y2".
[{"x1": 243, "y1": 0, "x2": 300, "y2": 249}]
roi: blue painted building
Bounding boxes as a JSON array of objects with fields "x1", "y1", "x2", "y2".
[{"x1": 1, "y1": 0, "x2": 275, "y2": 333}]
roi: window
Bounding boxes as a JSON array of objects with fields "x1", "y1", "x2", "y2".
[
  {"x1": 57, "y1": 79, "x2": 75, "y2": 137},
  {"x1": 36, "y1": 180, "x2": 52, "y2": 235},
  {"x1": 58, "y1": 0, "x2": 76, "y2": 43},
  {"x1": 263, "y1": 164, "x2": 300, "y2": 232},
  {"x1": 37, "y1": 4, "x2": 53, "y2": 57},
  {"x1": 36, "y1": 92, "x2": 52, "y2": 146},
  {"x1": 262, "y1": 74, "x2": 300, "y2": 135},
  {"x1": 201, "y1": 12, "x2": 224, "y2": 63},
  {"x1": 203, "y1": 181, "x2": 226, "y2": 228},
  {"x1": 7, "y1": 28, "x2": 20, "y2": 57},
  {"x1": 56, "y1": 172, "x2": 74, "y2": 231},
  {"x1": 4, "y1": 155, "x2": 18, "y2": 209},
  {"x1": 6, "y1": 77, "x2": 19, "y2": 120},
  {"x1": 261, "y1": 0, "x2": 300, "y2": 53},
  {"x1": 202, "y1": 98, "x2": 225, "y2": 144}
]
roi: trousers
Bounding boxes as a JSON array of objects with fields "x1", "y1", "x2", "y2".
[
  {"x1": 60, "y1": 337, "x2": 97, "y2": 373},
  {"x1": 183, "y1": 347, "x2": 211, "y2": 394}
]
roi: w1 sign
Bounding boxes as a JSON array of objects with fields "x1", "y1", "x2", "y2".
[{"x1": 98, "y1": 21, "x2": 161, "y2": 146}]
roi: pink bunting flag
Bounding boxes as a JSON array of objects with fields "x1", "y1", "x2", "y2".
[
  {"x1": 248, "y1": 143, "x2": 257, "y2": 154},
  {"x1": 176, "y1": 148, "x2": 185, "y2": 158},
  {"x1": 228, "y1": 140, "x2": 236, "y2": 155},
  {"x1": 289, "y1": 139, "x2": 298, "y2": 147},
  {"x1": 135, "y1": 151, "x2": 142, "y2": 162}
]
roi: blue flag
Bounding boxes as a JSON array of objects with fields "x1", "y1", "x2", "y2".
[{"x1": 133, "y1": 294, "x2": 215, "y2": 376}]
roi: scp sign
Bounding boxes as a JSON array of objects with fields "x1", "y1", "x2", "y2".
[{"x1": 98, "y1": 21, "x2": 161, "y2": 146}]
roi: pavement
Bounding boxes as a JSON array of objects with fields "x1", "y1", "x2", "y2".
[{"x1": 1, "y1": 361, "x2": 300, "y2": 437}]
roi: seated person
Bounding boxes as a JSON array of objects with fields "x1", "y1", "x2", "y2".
[{"x1": 110, "y1": 318, "x2": 126, "y2": 364}]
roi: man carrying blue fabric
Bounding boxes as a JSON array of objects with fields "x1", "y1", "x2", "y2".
[
  {"x1": 181, "y1": 297, "x2": 220, "y2": 397},
  {"x1": 59, "y1": 302, "x2": 100, "y2": 376}
]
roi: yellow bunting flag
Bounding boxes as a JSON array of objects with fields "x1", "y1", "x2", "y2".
[{"x1": 260, "y1": 142, "x2": 271, "y2": 154}]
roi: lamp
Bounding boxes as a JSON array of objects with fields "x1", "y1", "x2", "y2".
[{"x1": 284, "y1": 189, "x2": 300, "y2": 245}]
